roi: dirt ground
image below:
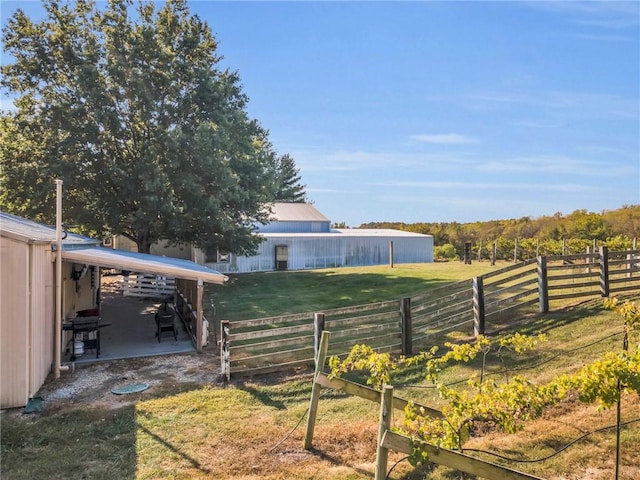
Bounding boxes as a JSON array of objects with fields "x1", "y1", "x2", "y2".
[
  {"x1": 36, "y1": 346, "x2": 224, "y2": 411},
  {"x1": 34, "y1": 275, "x2": 227, "y2": 411}
]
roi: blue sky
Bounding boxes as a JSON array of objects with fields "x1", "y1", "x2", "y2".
[{"x1": 2, "y1": 1, "x2": 639, "y2": 227}]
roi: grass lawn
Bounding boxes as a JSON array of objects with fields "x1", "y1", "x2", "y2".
[
  {"x1": 207, "y1": 261, "x2": 507, "y2": 320},
  {"x1": 2, "y1": 262, "x2": 639, "y2": 480}
]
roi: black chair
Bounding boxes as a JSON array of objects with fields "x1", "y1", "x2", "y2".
[{"x1": 155, "y1": 303, "x2": 178, "y2": 342}]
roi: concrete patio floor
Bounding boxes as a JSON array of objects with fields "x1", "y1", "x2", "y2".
[{"x1": 62, "y1": 294, "x2": 195, "y2": 366}]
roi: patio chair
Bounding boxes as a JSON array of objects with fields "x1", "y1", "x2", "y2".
[{"x1": 155, "y1": 302, "x2": 178, "y2": 342}]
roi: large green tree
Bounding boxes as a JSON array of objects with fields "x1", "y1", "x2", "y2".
[{"x1": 0, "y1": 0, "x2": 290, "y2": 254}]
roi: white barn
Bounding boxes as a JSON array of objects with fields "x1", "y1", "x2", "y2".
[{"x1": 198, "y1": 203, "x2": 433, "y2": 274}]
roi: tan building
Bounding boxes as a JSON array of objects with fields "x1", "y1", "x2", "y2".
[{"x1": 1, "y1": 212, "x2": 226, "y2": 409}]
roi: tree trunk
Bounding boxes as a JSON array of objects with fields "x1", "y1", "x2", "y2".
[{"x1": 137, "y1": 231, "x2": 153, "y2": 254}]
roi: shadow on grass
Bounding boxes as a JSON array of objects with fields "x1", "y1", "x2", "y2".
[{"x1": 0, "y1": 404, "x2": 138, "y2": 480}]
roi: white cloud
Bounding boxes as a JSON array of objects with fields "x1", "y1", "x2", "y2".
[{"x1": 410, "y1": 133, "x2": 478, "y2": 145}]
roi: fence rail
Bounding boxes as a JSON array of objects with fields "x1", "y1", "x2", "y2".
[{"x1": 221, "y1": 247, "x2": 640, "y2": 377}]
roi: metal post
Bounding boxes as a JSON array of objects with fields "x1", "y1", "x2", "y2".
[
  {"x1": 54, "y1": 179, "x2": 64, "y2": 378},
  {"x1": 389, "y1": 241, "x2": 394, "y2": 268}
]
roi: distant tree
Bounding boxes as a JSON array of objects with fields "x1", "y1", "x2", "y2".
[
  {"x1": 433, "y1": 243, "x2": 457, "y2": 260},
  {"x1": 0, "y1": 0, "x2": 286, "y2": 254},
  {"x1": 272, "y1": 153, "x2": 307, "y2": 203}
]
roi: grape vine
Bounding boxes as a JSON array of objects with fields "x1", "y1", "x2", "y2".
[{"x1": 328, "y1": 298, "x2": 640, "y2": 466}]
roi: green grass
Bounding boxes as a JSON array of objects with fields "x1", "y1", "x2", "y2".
[
  {"x1": 2, "y1": 263, "x2": 639, "y2": 480},
  {"x1": 207, "y1": 261, "x2": 508, "y2": 320}
]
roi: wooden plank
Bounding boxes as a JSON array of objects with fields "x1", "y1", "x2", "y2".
[
  {"x1": 231, "y1": 312, "x2": 312, "y2": 329},
  {"x1": 547, "y1": 271, "x2": 599, "y2": 281},
  {"x1": 230, "y1": 345, "x2": 314, "y2": 364},
  {"x1": 412, "y1": 290, "x2": 471, "y2": 312},
  {"x1": 411, "y1": 279, "x2": 471, "y2": 302},
  {"x1": 326, "y1": 311, "x2": 399, "y2": 329},
  {"x1": 323, "y1": 300, "x2": 400, "y2": 317},
  {"x1": 610, "y1": 283, "x2": 640, "y2": 294},
  {"x1": 546, "y1": 253, "x2": 597, "y2": 262},
  {"x1": 547, "y1": 262, "x2": 594, "y2": 271},
  {"x1": 327, "y1": 321, "x2": 400, "y2": 339},
  {"x1": 483, "y1": 268, "x2": 537, "y2": 289},
  {"x1": 315, "y1": 373, "x2": 443, "y2": 418},
  {"x1": 231, "y1": 358, "x2": 312, "y2": 376},
  {"x1": 381, "y1": 431, "x2": 545, "y2": 480},
  {"x1": 485, "y1": 288, "x2": 538, "y2": 310},
  {"x1": 229, "y1": 334, "x2": 314, "y2": 352},
  {"x1": 484, "y1": 279, "x2": 537, "y2": 298},
  {"x1": 548, "y1": 290, "x2": 599, "y2": 301},
  {"x1": 230, "y1": 322, "x2": 313, "y2": 342},
  {"x1": 547, "y1": 280, "x2": 600, "y2": 290},
  {"x1": 480, "y1": 258, "x2": 537, "y2": 280},
  {"x1": 413, "y1": 307, "x2": 472, "y2": 327}
]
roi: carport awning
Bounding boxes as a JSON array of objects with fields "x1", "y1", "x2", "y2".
[{"x1": 62, "y1": 247, "x2": 228, "y2": 285}]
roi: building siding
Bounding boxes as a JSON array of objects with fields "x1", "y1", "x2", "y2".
[
  {"x1": 29, "y1": 243, "x2": 54, "y2": 400},
  {"x1": 1, "y1": 237, "x2": 31, "y2": 408},
  {"x1": 206, "y1": 233, "x2": 433, "y2": 274}
]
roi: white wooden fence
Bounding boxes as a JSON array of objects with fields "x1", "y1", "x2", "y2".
[{"x1": 122, "y1": 274, "x2": 175, "y2": 299}]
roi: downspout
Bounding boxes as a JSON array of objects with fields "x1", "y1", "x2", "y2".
[{"x1": 54, "y1": 179, "x2": 69, "y2": 377}]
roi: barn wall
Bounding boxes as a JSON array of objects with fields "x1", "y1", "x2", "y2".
[
  {"x1": 205, "y1": 235, "x2": 434, "y2": 274},
  {"x1": 1, "y1": 236, "x2": 31, "y2": 408}
]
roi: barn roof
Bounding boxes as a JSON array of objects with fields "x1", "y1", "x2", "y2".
[
  {"x1": 270, "y1": 203, "x2": 330, "y2": 223},
  {"x1": 260, "y1": 228, "x2": 433, "y2": 238}
]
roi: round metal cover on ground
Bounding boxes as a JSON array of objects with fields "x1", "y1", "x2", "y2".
[{"x1": 111, "y1": 383, "x2": 149, "y2": 395}]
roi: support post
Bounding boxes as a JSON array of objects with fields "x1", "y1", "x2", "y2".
[
  {"x1": 220, "y1": 320, "x2": 230, "y2": 381},
  {"x1": 196, "y1": 279, "x2": 204, "y2": 353},
  {"x1": 374, "y1": 385, "x2": 394, "y2": 480},
  {"x1": 491, "y1": 241, "x2": 497, "y2": 266},
  {"x1": 389, "y1": 241, "x2": 394, "y2": 268},
  {"x1": 599, "y1": 246, "x2": 609, "y2": 298},
  {"x1": 304, "y1": 330, "x2": 331, "y2": 450},
  {"x1": 514, "y1": 238, "x2": 518, "y2": 263},
  {"x1": 400, "y1": 297, "x2": 412, "y2": 355},
  {"x1": 54, "y1": 179, "x2": 63, "y2": 379},
  {"x1": 472, "y1": 276, "x2": 485, "y2": 336},
  {"x1": 537, "y1": 256, "x2": 549, "y2": 313},
  {"x1": 313, "y1": 313, "x2": 325, "y2": 366}
]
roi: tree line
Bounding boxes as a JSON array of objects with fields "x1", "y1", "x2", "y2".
[
  {"x1": 360, "y1": 205, "x2": 640, "y2": 261},
  {"x1": 1, "y1": 0, "x2": 307, "y2": 254}
]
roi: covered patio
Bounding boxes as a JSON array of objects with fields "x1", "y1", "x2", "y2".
[
  {"x1": 62, "y1": 293, "x2": 196, "y2": 365},
  {"x1": 61, "y1": 247, "x2": 228, "y2": 366}
]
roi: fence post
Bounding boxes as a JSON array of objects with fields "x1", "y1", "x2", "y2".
[
  {"x1": 400, "y1": 297, "x2": 412, "y2": 356},
  {"x1": 374, "y1": 385, "x2": 394, "y2": 480},
  {"x1": 304, "y1": 330, "x2": 331, "y2": 450},
  {"x1": 514, "y1": 238, "x2": 518, "y2": 263},
  {"x1": 491, "y1": 241, "x2": 497, "y2": 266},
  {"x1": 314, "y1": 313, "x2": 325, "y2": 366},
  {"x1": 389, "y1": 241, "x2": 394, "y2": 268},
  {"x1": 600, "y1": 246, "x2": 609, "y2": 297},
  {"x1": 473, "y1": 276, "x2": 485, "y2": 336},
  {"x1": 537, "y1": 256, "x2": 549, "y2": 313},
  {"x1": 220, "y1": 320, "x2": 230, "y2": 381}
]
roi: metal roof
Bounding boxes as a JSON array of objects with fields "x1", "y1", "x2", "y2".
[
  {"x1": 1, "y1": 211, "x2": 227, "y2": 284},
  {"x1": 260, "y1": 228, "x2": 433, "y2": 239},
  {"x1": 63, "y1": 247, "x2": 228, "y2": 285},
  {"x1": 270, "y1": 203, "x2": 330, "y2": 223},
  {"x1": 0, "y1": 211, "x2": 100, "y2": 248}
]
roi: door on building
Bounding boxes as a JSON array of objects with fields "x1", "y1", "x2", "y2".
[{"x1": 275, "y1": 245, "x2": 288, "y2": 270}]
